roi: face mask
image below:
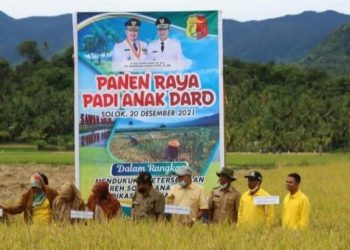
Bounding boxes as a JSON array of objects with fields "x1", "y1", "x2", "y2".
[
  {"x1": 219, "y1": 183, "x2": 228, "y2": 190},
  {"x1": 138, "y1": 188, "x2": 146, "y2": 193},
  {"x1": 249, "y1": 185, "x2": 259, "y2": 193},
  {"x1": 179, "y1": 181, "x2": 188, "y2": 188}
]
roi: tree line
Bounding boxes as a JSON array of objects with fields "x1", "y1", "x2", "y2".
[
  {"x1": 0, "y1": 40, "x2": 349, "y2": 152},
  {"x1": 0, "y1": 41, "x2": 74, "y2": 150},
  {"x1": 224, "y1": 58, "x2": 350, "y2": 152}
]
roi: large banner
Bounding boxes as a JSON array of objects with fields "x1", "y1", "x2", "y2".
[{"x1": 74, "y1": 11, "x2": 224, "y2": 212}]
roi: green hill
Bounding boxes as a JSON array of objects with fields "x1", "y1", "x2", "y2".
[
  {"x1": 301, "y1": 23, "x2": 350, "y2": 75},
  {"x1": 224, "y1": 11, "x2": 350, "y2": 63},
  {"x1": 0, "y1": 11, "x2": 72, "y2": 64},
  {"x1": 1, "y1": 11, "x2": 350, "y2": 64}
]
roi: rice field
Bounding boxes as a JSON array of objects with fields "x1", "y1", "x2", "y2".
[
  {"x1": 0, "y1": 145, "x2": 74, "y2": 165},
  {"x1": 0, "y1": 152, "x2": 349, "y2": 249}
]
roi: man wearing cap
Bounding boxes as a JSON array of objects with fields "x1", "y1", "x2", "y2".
[
  {"x1": 282, "y1": 173, "x2": 310, "y2": 230},
  {"x1": 148, "y1": 17, "x2": 184, "y2": 62},
  {"x1": 237, "y1": 171, "x2": 274, "y2": 227},
  {"x1": 208, "y1": 167, "x2": 241, "y2": 223},
  {"x1": 167, "y1": 166, "x2": 208, "y2": 225},
  {"x1": 112, "y1": 18, "x2": 147, "y2": 71},
  {"x1": 132, "y1": 172, "x2": 165, "y2": 221}
]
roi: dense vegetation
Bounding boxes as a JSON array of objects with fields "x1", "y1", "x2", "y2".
[
  {"x1": 0, "y1": 40, "x2": 349, "y2": 152},
  {"x1": 302, "y1": 23, "x2": 350, "y2": 75},
  {"x1": 224, "y1": 58, "x2": 350, "y2": 152},
  {"x1": 0, "y1": 41, "x2": 74, "y2": 150}
]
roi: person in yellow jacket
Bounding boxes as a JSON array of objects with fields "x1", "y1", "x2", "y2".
[
  {"x1": 237, "y1": 171, "x2": 274, "y2": 227},
  {"x1": 282, "y1": 173, "x2": 310, "y2": 230}
]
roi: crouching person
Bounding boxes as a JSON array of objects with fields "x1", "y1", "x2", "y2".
[
  {"x1": 52, "y1": 181, "x2": 85, "y2": 224},
  {"x1": 0, "y1": 206, "x2": 10, "y2": 224},
  {"x1": 0, "y1": 173, "x2": 58, "y2": 225},
  {"x1": 87, "y1": 181, "x2": 122, "y2": 220}
]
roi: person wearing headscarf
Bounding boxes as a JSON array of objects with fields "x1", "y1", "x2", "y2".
[
  {"x1": 0, "y1": 173, "x2": 58, "y2": 224},
  {"x1": 87, "y1": 181, "x2": 122, "y2": 220},
  {"x1": 52, "y1": 181, "x2": 85, "y2": 224},
  {"x1": 39, "y1": 172, "x2": 49, "y2": 185}
]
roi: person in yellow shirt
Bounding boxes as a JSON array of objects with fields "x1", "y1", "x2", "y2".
[
  {"x1": 167, "y1": 166, "x2": 208, "y2": 225},
  {"x1": 237, "y1": 171, "x2": 274, "y2": 227},
  {"x1": 282, "y1": 173, "x2": 310, "y2": 230}
]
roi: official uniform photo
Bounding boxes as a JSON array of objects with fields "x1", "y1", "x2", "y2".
[
  {"x1": 148, "y1": 17, "x2": 184, "y2": 62},
  {"x1": 112, "y1": 18, "x2": 148, "y2": 71}
]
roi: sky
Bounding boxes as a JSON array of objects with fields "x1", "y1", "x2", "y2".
[{"x1": 1, "y1": 0, "x2": 350, "y2": 21}]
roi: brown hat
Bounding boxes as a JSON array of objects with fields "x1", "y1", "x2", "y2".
[
  {"x1": 216, "y1": 167, "x2": 236, "y2": 181},
  {"x1": 168, "y1": 140, "x2": 180, "y2": 147}
]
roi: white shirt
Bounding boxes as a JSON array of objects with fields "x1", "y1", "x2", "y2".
[
  {"x1": 147, "y1": 38, "x2": 183, "y2": 62},
  {"x1": 112, "y1": 39, "x2": 147, "y2": 71}
]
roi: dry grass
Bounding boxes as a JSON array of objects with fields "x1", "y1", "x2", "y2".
[{"x1": 0, "y1": 165, "x2": 74, "y2": 204}]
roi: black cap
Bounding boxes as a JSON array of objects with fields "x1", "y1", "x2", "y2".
[
  {"x1": 135, "y1": 171, "x2": 152, "y2": 184},
  {"x1": 125, "y1": 18, "x2": 141, "y2": 31},
  {"x1": 244, "y1": 171, "x2": 262, "y2": 181},
  {"x1": 155, "y1": 17, "x2": 171, "y2": 29}
]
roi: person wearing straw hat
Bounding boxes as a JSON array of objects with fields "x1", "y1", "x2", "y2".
[
  {"x1": 166, "y1": 139, "x2": 180, "y2": 161},
  {"x1": 167, "y1": 166, "x2": 208, "y2": 225},
  {"x1": 52, "y1": 181, "x2": 85, "y2": 224},
  {"x1": 112, "y1": 18, "x2": 147, "y2": 71},
  {"x1": 148, "y1": 16, "x2": 184, "y2": 62},
  {"x1": 208, "y1": 167, "x2": 241, "y2": 223}
]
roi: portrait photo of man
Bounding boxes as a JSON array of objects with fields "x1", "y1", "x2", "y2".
[
  {"x1": 148, "y1": 17, "x2": 184, "y2": 63},
  {"x1": 112, "y1": 18, "x2": 148, "y2": 71}
]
